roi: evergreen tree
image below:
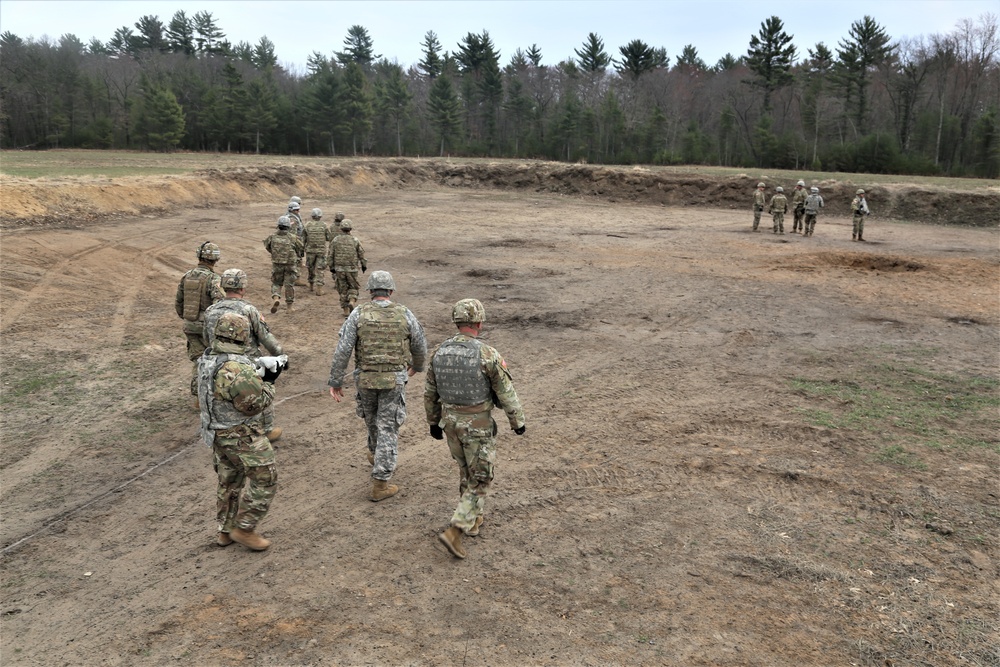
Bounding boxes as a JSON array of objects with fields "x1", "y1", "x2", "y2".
[
  {"x1": 107, "y1": 26, "x2": 138, "y2": 57},
  {"x1": 427, "y1": 74, "x2": 461, "y2": 155},
  {"x1": 337, "y1": 25, "x2": 380, "y2": 68},
  {"x1": 246, "y1": 76, "x2": 278, "y2": 153},
  {"x1": 193, "y1": 11, "x2": 225, "y2": 55},
  {"x1": 616, "y1": 39, "x2": 657, "y2": 80},
  {"x1": 746, "y1": 15, "x2": 797, "y2": 112},
  {"x1": 343, "y1": 61, "x2": 373, "y2": 154},
  {"x1": 503, "y1": 76, "x2": 532, "y2": 155},
  {"x1": 837, "y1": 15, "x2": 894, "y2": 135},
  {"x1": 714, "y1": 53, "x2": 740, "y2": 71},
  {"x1": 803, "y1": 42, "x2": 834, "y2": 166},
  {"x1": 304, "y1": 64, "x2": 347, "y2": 155},
  {"x1": 575, "y1": 33, "x2": 611, "y2": 73},
  {"x1": 375, "y1": 61, "x2": 412, "y2": 155},
  {"x1": 676, "y1": 45, "x2": 707, "y2": 71},
  {"x1": 134, "y1": 16, "x2": 167, "y2": 53},
  {"x1": 526, "y1": 44, "x2": 543, "y2": 67},
  {"x1": 252, "y1": 36, "x2": 278, "y2": 71},
  {"x1": 165, "y1": 11, "x2": 195, "y2": 56},
  {"x1": 138, "y1": 85, "x2": 185, "y2": 151},
  {"x1": 419, "y1": 31, "x2": 443, "y2": 79}
]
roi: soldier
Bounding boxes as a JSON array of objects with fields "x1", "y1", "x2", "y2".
[
  {"x1": 303, "y1": 208, "x2": 333, "y2": 296},
  {"x1": 327, "y1": 270, "x2": 427, "y2": 501},
  {"x1": 204, "y1": 269, "x2": 286, "y2": 442},
  {"x1": 791, "y1": 180, "x2": 807, "y2": 233},
  {"x1": 851, "y1": 189, "x2": 869, "y2": 241},
  {"x1": 425, "y1": 299, "x2": 525, "y2": 560},
  {"x1": 803, "y1": 186, "x2": 825, "y2": 237},
  {"x1": 287, "y1": 200, "x2": 307, "y2": 286},
  {"x1": 175, "y1": 242, "x2": 225, "y2": 402},
  {"x1": 328, "y1": 218, "x2": 368, "y2": 317},
  {"x1": 751, "y1": 182, "x2": 766, "y2": 231},
  {"x1": 263, "y1": 216, "x2": 304, "y2": 313},
  {"x1": 768, "y1": 186, "x2": 788, "y2": 234},
  {"x1": 198, "y1": 312, "x2": 283, "y2": 551}
]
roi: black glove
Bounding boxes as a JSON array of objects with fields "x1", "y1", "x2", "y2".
[
  {"x1": 361, "y1": 262, "x2": 367, "y2": 274},
  {"x1": 262, "y1": 366, "x2": 283, "y2": 384},
  {"x1": 514, "y1": 425, "x2": 526, "y2": 436},
  {"x1": 429, "y1": 425, "x2": 444, "y2": 440}
]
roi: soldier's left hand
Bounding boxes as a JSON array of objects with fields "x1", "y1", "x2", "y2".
[{"x1": 514, "y1": 425, "x2": 526, "y2": 435}]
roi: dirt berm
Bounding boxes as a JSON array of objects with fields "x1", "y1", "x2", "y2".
[{"x1": 1, "y1": 158, "x2": 997, "y2": 228}]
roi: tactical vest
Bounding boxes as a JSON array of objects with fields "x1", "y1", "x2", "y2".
[
  {"x1": 433, "y1": 338, "x2": 490, "y2": 406},
  {"x1": 304, "y1": 221, "x2": 329, "y2": 253},
  {"x1": 804, "y1": 194, "x2": 823, "y2": 215},
  {"x1": 197, "y1": 352, "x2": 264, "y2": 446},
  {"x1": 204, "y1": 299, "x2": 261, "y2": 355},
  {"x1": 356, "y1": 302, "x2": 409, "y2": 372},
  {"x1": 331, "y1": 234, "x2": 359, "y2": 271},
  {"x1": 772, "y1": 194, "x2": 787, "y2": 210},
  {"x1": 182, "y1": 267, "x2": 213, "y2": 321},
  {"x1": 269, "y1": 233, "x2": 298, "y2": 263}
]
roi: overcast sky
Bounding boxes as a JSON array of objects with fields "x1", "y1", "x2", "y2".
[{"x1": 0, "y1": 1, "x2": 995, "y2": 74}]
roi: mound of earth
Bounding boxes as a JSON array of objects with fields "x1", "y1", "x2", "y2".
[{"x1": 1, "y1": 158, "x2": 997, "y2": 229}]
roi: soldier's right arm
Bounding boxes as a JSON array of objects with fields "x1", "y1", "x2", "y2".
[
  {"x1": 423, "y1": 357, "x2": 442, "y2": 426},
  {"x1": 175, "y1": 277, "x2": 186, "y2": 319},
  {"x1": 251, "y1": 310, "x2": 283, "y2": 356},
  {"x1": 484, "y1": 347, "x2": 525, "y2": 430},
  {"x1": 327, "y1": 313, "x2": 360, "y2": 388}
]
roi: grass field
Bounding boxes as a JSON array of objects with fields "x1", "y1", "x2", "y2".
[{"x1": 1, "y1": 149, "x2": 998, "y2": 191}]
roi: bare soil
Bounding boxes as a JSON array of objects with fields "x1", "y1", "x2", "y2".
[{"x1": 1, "y1": 161, "x2": 998, "y2": 666}]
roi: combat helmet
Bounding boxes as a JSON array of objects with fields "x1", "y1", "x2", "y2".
[
  {"x1": 277, "y1": 215, "x2": 291, "y2": 229},
  {"x1": 214, "y1": 312, "x2": 250, "y2": 344},
  {"x1": 797, "y1": 180, "x2": 805, "y2": 187},
  {"x1": 856, "y1": 189, "x2": 865, "y2": 195},
  {"x1": 288, "y1": 201, "x2": 301, "y2": 212},
  {"x1": 757, "y1": 182, "x2": 765, "y2": 188},
  {"x1": 311, "y1": 208, "x2": 323, "y2": 219},
  {"x1": 810, "y1": 187, "x2": 819, "y2": 194},
  {"x1": 220, "y1": 268, "x2": 248, "y2": 291},
  {"x1": 452, "y1": 298, "x2": 486, "y2": 324},
  {"x1": 334, "y1": 212, "x2": 345, "y2": 222},
  {"x1": 198, "y1": 242, "x2": 221, "y2": 262},
  {"x1": 289, "y1": 196, "x2": 302, "y2": 205},
  {"x1": 365, "y1": 270, "x2": 395, "y2": 292},
  {"x1": 340, "y1": 219, "x2": 353, "y2": 231},
  {"x1": 775, "y1": 186, "x2": 784, "y2": 193}
]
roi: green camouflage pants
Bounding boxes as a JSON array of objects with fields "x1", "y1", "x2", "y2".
[
  {"x1": 772, "y1": 212, "x2": 785, "y2": 233},
  {"x1": 306, "y1": 252, "x2": 327, "y2": 286},
  {"x1": 271, "y1": 263, "x2": 298, "y2": 303},
  {"x1": 356, "y1": 384, "x2": 406, "y2": 481},
  {"x1": 442, "y1": 409, "x2": 497, "y2": 533},
  {"x1": 853, "y1": 214, "x2": 865, "y2": 239},
  {"x1": 793, "y1": 205, "x2": 805, "y2": 232},
  {"x1": 752, "y1": 206, "x2": 763, "y2": 230},
  {"x1": 334, "y1": 271, "x2": 361, "y2": 309},
  {"x1": 213, "y1": 433, "x2": 277, "y2": 532},
  {"x1": 185, "y1": 332, "x2": 207, "y2": 395},
  {"x1": 804, "y1": 213, "x2": 817, "y2": 236}
]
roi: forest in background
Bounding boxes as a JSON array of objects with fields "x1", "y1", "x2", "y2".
[{"x1": 1, "y1": 11, "x2": 998, "y2": 177}]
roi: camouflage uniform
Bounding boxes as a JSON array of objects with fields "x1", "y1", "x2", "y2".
[
  {"x1": 198, "y1": 338, "x2": 277, "y2": 536},
  {"x1": 263, "y1": 229, "x2": 304, "y2": 306},
  {"x1": 329, "y1": 230, "x2": 367, "y2": 313},
  {"x1": 851, "y1": 193, "x2": 869, "y2": 241},
  {"x1": 204, "y1": 298, "x2": 284, "y2": 434},
  {"x1": 303, "y1": 218, "x2": 333, "y2": 289},
  {"x1": 327, "y1": 299, "x2": 427, "y2": 482},
  {"x1": 175, "y1": 261, "x2": 224, "y2": 394},
  {"x1": 752, "y1": 187, "x2": 766, "y2": 231},
  {"x1": 768, "y1": 193, "x2": 788, "y2": 234},
  {"x1": 791, "y1": 185, "x2": 808, "y2": 233},
  {"x1": 425, "y1": 334, "x2": 524, "y2": 534},
  {"x1": 803, "y1": 192, "x2": 824, "y2": 237}
]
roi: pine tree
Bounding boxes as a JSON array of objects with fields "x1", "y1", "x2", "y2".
[
  {"x1": 837, "y1": 16, "x2": 894, "y2": 135},
  {"x1": 746, "y1": 16, "x2": 797, "y2": 113},
  {"x1": 134, "y1": 16, "x2": 166, "y2": 53},
  {"x1": 343, "y1": 62, "x2": 373, "y2": 154},
  {"x1": 337, "y1": 25, "x2": 380, "y2": 68},
  {"x1": 419, "y1": 31, "x2": 443, "y2": 79},
  {"x1": 138, "y1": 86, "x2": 185, "y2": 151},
  {"x1": 427, "y1": 74, "x2": 461, "y2": 155},
  {"x1": 165, "y1": 11, "x2": 195, "y2": 56},
  {"x1": 375, "y1": 62, "x2": 412, "y2": 155},
  {"x1": 193, "y1": 11, "x2": 225, "y2": 55},
  {"x1": 616, "y1": 39, "x2": 657, "y2": 80},
  {"x1": 575, "y1": 33, "x2": 611, "y2": 73}
]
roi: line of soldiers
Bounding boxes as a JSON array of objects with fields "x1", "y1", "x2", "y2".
[
  {"x1": 176, "y1": 204, "x2": 524, "y2": 559},
  {"x1": 752, "y1": 181, "x2": 868, "y2": 240}
]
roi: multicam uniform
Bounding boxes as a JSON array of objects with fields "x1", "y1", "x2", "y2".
[
  {"x1": 327, "y1": 300, "x2": 427, "y2": 481},
  {"x1": 768, "y1": 193, "x2": 788, "y2": 234},
  {"x1": 425, "y1": 334, "x2": 524, "y2": 534},
  {"x1": 329, "y1": 231, "x2": 367, "y2": 313},
  {"x1": 752, "y1": 187, "x2": 766, "y2": 231},
  {"x1": 263, "y1": 229, "x2": 304, "y2": 306},
  {"x1": 803, "y1": 192, "x2": 824, "y2": 237},
  {"x1": 851, "y1": 194, "x2": 869, "y2": 240},
  {"x1": 175, "y1": 262, "x2": 224, "y2": 394},
  {"x1": 791, "y1": 186, "x2": 808, "y2": 233},
  {"x1": 198, "y1": 339, "x2": 277, "y2": 537},
  {"x1": 204, "y1": 298, "x2": 284, "y2": 434},
  {"x1": 303, "y1": 218, "x2": 333, "y2": 289}
]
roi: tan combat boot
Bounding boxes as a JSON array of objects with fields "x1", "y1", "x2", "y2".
[
  {"x1": 349, "y1": 297, "x2": 357, "y2": 309},
  {"x1": 216, "y1": 532, "x2": 233, "y2": 546},
  {"x1": 309, "y1": 283, "x2": 314, "y2": 293},
  {"x1": 342, "y1": 306, "x2": 352, "y2": 317},
  {"x1": 438, "y1": 526, "x2": 466, "y2": 559},
  {"x1": 315, "y1": 284, "x2": 324, "y2": 296},
  {"x1": 365, "y1": 448, "x2": 374, "y2": 465},
  {"x1": 464, "y1": 516, "x2": 484, "y2": 537},
  {"x1": 266, "y1": 427, "x2": 283, "y2": 442},
  {"x1": 286, "y1": 302, "x2": 294, "y2": 312},
  {"x1": 230, "y1": 527, "x2": 271, "y2": 551},
  {"x1": 370, "y1": 479, "x2": 399, "y2": 501},
  {"x1": 270, "y1": 295, "x2": 281, "y2": 313}
]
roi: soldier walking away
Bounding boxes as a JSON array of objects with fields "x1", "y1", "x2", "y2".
[
  {"x1": 329, "y1": 218, "x2": 367, "y2": 317},
  {"x1": 803, "y1": 187, "x2": 825, "y2": 237},
  {"x1": 303, "y1": 208, "x2": 333, "y2": 296},
  {"x1": 204, "y1": 269, "x2": 286, "y2": 443},
  {"x1": 851, "y1": 189, "x2": 870, "y2": 241},
  {"x1": 425, "y1": 299, "x2": 525, "y2": 560},
  {"x1": 791, "y1": 180, "x2": 807, "y2": 233},
  {"x1": 175, "y1": 242, "x2": 224, "y2": 404},
  {"x1": 752, "y1": 182, "x2": 766, "y2": 231},
  {"x1": 263, "y1": 216, "x2": 304, "y2": 313},
  {"x1": 287, "y1": 200, "x2": 308, "y2": 286},
  {"x1": 197, "y1": 312, "x2": 284, "y2": 551},
  {"x1": 769, "y1": 186, "x2": 788, "y2": 234},
  {"x1": 327, "y1": 271, "x2": 427, "y2": 501}
]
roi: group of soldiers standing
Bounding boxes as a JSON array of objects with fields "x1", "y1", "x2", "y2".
[
  {"x1": 752, "y1": 181, "x2": 869, "y2": 240},
  {"x1": 175, "y1": 195, "x2": 524, "y2": 559}
]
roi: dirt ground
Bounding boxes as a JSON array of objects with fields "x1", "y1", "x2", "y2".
[{"x1": 1, "y1": 163, "x2": 998, "y2": 666}]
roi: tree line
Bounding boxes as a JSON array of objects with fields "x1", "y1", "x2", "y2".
[{"x1": 1, "y1": 11, "x2": 998, "y2": 177}]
